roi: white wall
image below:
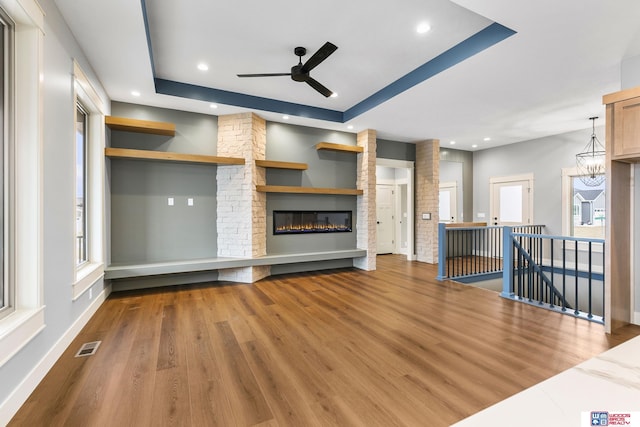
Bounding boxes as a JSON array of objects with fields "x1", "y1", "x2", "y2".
[{"x1": 0, "y1": 0, "x2": 110, "y2": 421}]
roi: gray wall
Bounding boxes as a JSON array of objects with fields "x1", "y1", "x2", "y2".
[
  {"x1": 472, "y1": 127, "x2": 603, "y2": 235},
  {"x1": 439, "y1": 148, "x2": 473, "y2": 223},
  {"x1": 622, "y1": 54, "x2": 640, "y2": 89},
  {"x1": 109, "y1": 112, "x2": 362, "y2": 262},
  {"x1": 377, "y1": 138, "x2": 416, "y2": 161},
  {"x1": 0, "y1": 0, "x2": 111, "y2": 410},
  {"x1": 265, "y1": 123, "x2": 358, "y2": 254},
  {"x1": 109, "y1": 103, "x2": 218, "y2": 263}
]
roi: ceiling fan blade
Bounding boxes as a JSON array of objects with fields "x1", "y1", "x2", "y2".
[
  {"x1": 305, "y1": 77, "x2": 333, "y2": 98},
  {"x1": 300, "y1": 42, "x2": 337, "y2": 73},
  {"x1": 237, "y1": 73, "x2": 291, "y2": 77}
]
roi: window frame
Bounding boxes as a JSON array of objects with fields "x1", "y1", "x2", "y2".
[
  {"x1": 72, "y1": 60, "x2": 105, "y2": 300},
  {"x1": 0, "y1": 12, "x2": 8, "y2": 318},
  {"x1": 75, "y1": 102, "x2": 88, "y2": 267},
  {"x1": 561, "y1": 167, "x2": 606, "y2": 252},
  {"x1": 0, "y1": 0, "x2": 45, "y2": 367}
]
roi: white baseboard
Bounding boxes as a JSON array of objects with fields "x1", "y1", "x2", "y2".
[{"x1": 0, "y1": 283, "x2": 111, "y2": 425}]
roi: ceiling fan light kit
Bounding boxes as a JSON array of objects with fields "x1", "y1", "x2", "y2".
[{"x1": 237, "y1": 42, "x2": 338, "y2": 97}]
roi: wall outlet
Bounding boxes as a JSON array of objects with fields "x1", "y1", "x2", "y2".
[
  {"x1": 422, "y1": 213, "x2": 431, "y2": 220},
  {"x1": 187, "y1": 198, "x2": 194, "y2": 206},
  {"x1": 477, "y1": 212, "x2": 486, "y2": 218}
]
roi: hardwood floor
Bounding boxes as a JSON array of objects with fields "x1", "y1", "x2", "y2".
[{"x1": 10, "y1": 255, "x2": 640, "y2": 426}]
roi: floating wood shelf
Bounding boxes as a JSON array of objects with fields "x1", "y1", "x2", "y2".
[
  {"x1": 105, "y1": 147, "x2": 245, "y2": 165},
  {"x1": 105, "y1": 116, "x2": 176, "y2": 136},
  {"x1": 256, "y1": 185, "x2": 363, "y2": 195},
  {"x1": 255, "y1": 160, "x2": 308, "y2": 170},
  {"x1": 315, "y1": 142, "x2": 363, "y2": 153}
]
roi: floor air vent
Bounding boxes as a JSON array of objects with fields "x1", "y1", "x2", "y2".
[{"x1": 75, "y1": 341, "x2": 101, "y2": 357}]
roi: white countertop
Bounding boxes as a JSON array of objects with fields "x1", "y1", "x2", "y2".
[{"x1": 452, "y1": 335, "x2": 640, "y2": 427}]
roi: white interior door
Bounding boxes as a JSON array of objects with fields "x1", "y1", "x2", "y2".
[
  {"x1": 439, "y1": 182, "x2": 457, "y2": 223},
  {"x1": 376, "y1": 184, "x2": 395, "y2": 254},
  {"x1": 490, "y1": 175, "x2": 533, "y2": 226}
]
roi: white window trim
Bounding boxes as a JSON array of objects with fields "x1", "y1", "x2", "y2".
[
  {"x1": 561, "y1": 166, "x2": 605, "y2": 253},
  {"x1": 72, "y1": 61, "x2": 105, "y2": 300},
  {"x1": 0, "y1": 0, "x2": 45, "y2": 367}
]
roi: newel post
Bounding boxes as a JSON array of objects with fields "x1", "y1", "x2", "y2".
[{"x1": 501, "y1": 226, "x2": 514, "y2": 298}]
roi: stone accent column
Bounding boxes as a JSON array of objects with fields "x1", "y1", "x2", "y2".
[
  {"x1": 354, "y1": 129, "x2": 377, "y2": 271},
  {"x1": 216, "y1": 113, "x2": 270, "y2": 282},
  {"x1": 415, "y1": 139, "x2": 440, "y2": 263}
]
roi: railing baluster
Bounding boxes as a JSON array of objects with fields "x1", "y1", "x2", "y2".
[
  {"x1": 592, "y1": 242, "x2": 593, "y2": 319},
  {"x1": 562, "y1": 239, "x2": 567, "y2": 312},
  {"x1": 574, "y1": 240, "x2": 579, "y2": 316},
  {"x1": 550, "y1": 238, "x2": 555, "y2": 308}
]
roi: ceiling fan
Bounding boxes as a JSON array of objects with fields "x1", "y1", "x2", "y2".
[{"x1": 237, "y1": 42, "x2": 338, "y2": 97}]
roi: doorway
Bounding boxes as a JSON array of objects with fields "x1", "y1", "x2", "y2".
[
  {"x1": 376, "y1": 184, "x2": 395, "y2": 254},
  {"x1": 489, "y1": 174, "x2": 534, "y2": 226},
  {"x1": 376, "y1": 159, "x2": 415, "y2": 260},
  {"x1": 439, "y1": 181, "x2": 457, "y2": 223}
]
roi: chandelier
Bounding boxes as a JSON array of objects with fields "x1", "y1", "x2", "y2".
[{"x1": 575, "y1": 116, "x2": 605, "y2": 186}]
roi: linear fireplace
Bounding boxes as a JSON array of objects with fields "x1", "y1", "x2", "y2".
[{"x1": 273, "y1": 210, "x2": 352, "y2": 235}]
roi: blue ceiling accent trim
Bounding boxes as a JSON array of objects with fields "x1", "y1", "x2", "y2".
[
  {"x1": 139, "y1": 0, "x2": 156, "y2": 77},
  {"x1": 140, "y1": 3, "x2": 515, "y2": 123},
  {"x1": 343, "y1": 22, "x2": 516, "y2": 122},
  {"x1": 154, "y1": 78, "x2": 344, "y2": 122}
]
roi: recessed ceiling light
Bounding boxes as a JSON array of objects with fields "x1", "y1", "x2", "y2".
[
  {"x1": 131, "y1": 90, "x2": 140, "y2": 97},
  {"x1": 347, "y1": 125, "x2": 354, "y2": 130},
  {"x1": 197, "y1": 63, "x2": 209, "y2": 71},
  {"x1": 450, "y1": 140, "x2": 456, "y2": 145},
  {"x1": 282, "y1": 115, "x2": 289, "y2": 120},
  {"x1": 484, "y1": 137, "x2": 491, "y2": 141},
  {"x1": 330, "y1": 92, "x2": 338, "y2": 98},
  {"x1": 472, "y1": 144, "x2": 478, "y2": 148},
  {"x1": 209, "y1": 104, "x2": 218, "y2": 109},
  {"x1": 416, "y1": 22, "x2": 431, "y2": 34}
]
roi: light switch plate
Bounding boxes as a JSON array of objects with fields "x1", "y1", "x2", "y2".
[
  {"x1": 168, "y1": 197, "x2": 174, "y2": 206},
  {"x1": 187, "y1": 198, "x2": 194, "y2": 206}
]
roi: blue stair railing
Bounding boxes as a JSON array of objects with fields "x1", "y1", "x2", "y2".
[
  {"x1": 436, "y1": 223, "x2": 543, "y2": 281},
  {"x1": 501, "y1": 227, "x2": 604, "y2": 324},
  {"x1": 437, "y1": 223, "x2": 604, "y2": 324}
]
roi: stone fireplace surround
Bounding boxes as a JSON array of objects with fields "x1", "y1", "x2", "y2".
[{"x1": 215, "y1": 112, "x2": 378, "y2": 283}]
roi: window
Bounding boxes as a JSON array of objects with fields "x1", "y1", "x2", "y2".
[
  {"x1": 570, "y1": 176, "x2": 605, "y2": 239},
  {"x1": 76, "y1": 103, "x2": 88, "y2": 266},
  {"x1": 0, "y1": 14, "x2": 6, "y2": 316},
  {"x1": 562, "y1": 168, "x2": 606, "y2": 239},
  {"x1": 0, "y1": 0, "x2": 45, "y2": 366},
  {"x1": 72, "y1": 61, "x2": 105, "y2": 300}
]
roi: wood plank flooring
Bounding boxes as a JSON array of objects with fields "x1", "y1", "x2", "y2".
[{"x1": 10, "y1": 255, "x2": 640, "y2": 426}]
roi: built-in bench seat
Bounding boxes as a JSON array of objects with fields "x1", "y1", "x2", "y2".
[{"x1": 104, "y1": 249, "x2": 367, "y2": 280}]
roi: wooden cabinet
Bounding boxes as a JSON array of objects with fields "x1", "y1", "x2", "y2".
[
  {"x1": 604, "y1": 86, "x2": 640, "y2": 161},
  {"x1": 602, "y1": 86, "x2": 640, "y2": 333}
]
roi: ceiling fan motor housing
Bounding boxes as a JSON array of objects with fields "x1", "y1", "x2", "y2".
[{"x1": 291, "y1": 64, "x2": 307, "y2": 82}]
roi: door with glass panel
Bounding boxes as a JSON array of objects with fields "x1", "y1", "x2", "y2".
[{"x1": 489, "y1": 175, "x2": 533, "y2": 226}]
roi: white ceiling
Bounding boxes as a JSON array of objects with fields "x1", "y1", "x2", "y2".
[{"x1": 54, "y1": 0, "x2": 640, "y2": 150}]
